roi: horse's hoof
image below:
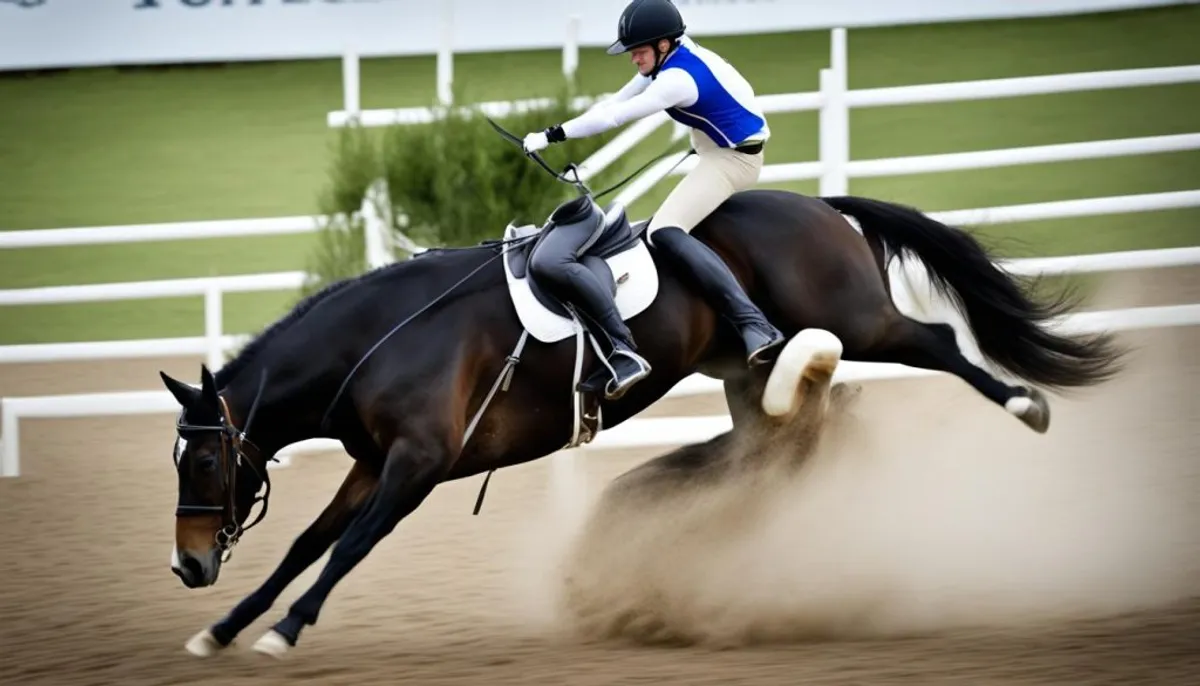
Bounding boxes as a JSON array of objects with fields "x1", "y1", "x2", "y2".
[
  {"x1": 762, "y1": 328, "x2": 842, "y2": 417},
  {"x1": 252, "y1": 630, "x2": 292, "y2": 659},
  {"x1": 1006, "y1": 388, "x2": 1050, "y2": 434},
  {"x1": 184, "y1": 628, "x2": 224, "y2": 658}
]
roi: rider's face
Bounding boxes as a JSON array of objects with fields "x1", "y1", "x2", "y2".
[{"x1": 630, "y1": 45, "x2": 656, "y2": 75}]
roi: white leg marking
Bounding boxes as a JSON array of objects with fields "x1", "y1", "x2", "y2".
[
  {"x1": 1005, "y1": 396, "x2": 1034, "y2": 418},
  {"x1": 253, "y1": 629, "x2": 291, "y2": 659},
  {"x1": 184, "y1": 628, "x2": 223, "y2": 658},
  {"x1": 762, "y1": 329, "x2": 843, "y2": 417}
]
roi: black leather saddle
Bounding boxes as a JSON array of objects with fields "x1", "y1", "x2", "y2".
[{"x1": 504, "y1": 195, "x2": 650, "y2": 319}]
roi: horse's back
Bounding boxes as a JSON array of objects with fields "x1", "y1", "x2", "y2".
[
  {"x1": 699, "y1": 189, "x2": 886, "y2": 291},
  {"x1": 693, "y1": 188, "x2": 897, "y2": 340}
]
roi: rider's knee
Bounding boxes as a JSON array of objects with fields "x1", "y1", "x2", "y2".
[
  {"x1": 646, "y1": 224, "x2": 687, "y2": 248},
  {"x1": 528, "y1": 247, "x2": 568, "y2": 287}
]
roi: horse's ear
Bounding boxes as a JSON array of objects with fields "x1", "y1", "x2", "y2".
[
  {"x1": 160, "y1": 371, "x2": 201, "y2": 409},
  {"x1": 199, "y1": 365, "x2": 219, "y2": 406}
]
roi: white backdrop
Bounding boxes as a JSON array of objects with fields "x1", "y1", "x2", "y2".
[{"x1": 0, "y1": 0, "x2": 1191, "y2": 72}]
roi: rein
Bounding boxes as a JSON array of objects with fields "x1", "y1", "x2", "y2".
[
  {"x1": 318, "y1": 236, "x2": 535, "y2": 433},
  {"x1": 310, "y1": 118, "x2": 688, "y2": 513}
]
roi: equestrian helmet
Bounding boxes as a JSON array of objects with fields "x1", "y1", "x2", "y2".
[{"x1": 606, "y1": 0, "x2": 686, "y2": 55}]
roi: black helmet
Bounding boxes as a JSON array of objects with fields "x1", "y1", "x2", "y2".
[{"x1": 606, "y1": 0, "x2": 686, "y2": 56}]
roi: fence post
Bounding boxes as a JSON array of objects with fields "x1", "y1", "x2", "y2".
[
  {"x1": 819, "y1": 28, "x2": 849, "y2": 196},
  {"x1": 563, "y1": 14, "x2": 580, "y2": 84},
  {"x1": 361, "y1": 179, "x2": 395, "y2": 269},
  {"x1": 438, "y1": 0, "x2": 454, "y2": 106},
  {"x1": 342, "y1": 50, "x2": 360, "y2": 122},
  {"x1": 204, "y1": 285, "x2": 223, "y2": 372},
  {"x1": 1, "y1": 398, "x2": 17, "y2": 478}
]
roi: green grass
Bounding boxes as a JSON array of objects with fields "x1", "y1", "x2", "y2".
[{"x1": 1, "y1": 5, "x2": 1198, "y2": 344}]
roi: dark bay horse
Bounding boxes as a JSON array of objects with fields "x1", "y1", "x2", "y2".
[{"x1": 162, "y1": 175, "x2": 1123, "y2": 658}]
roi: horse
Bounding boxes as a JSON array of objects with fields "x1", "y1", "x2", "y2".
[{"x1": 162, "y1": 145, "x2": 1123, "y2": 659}]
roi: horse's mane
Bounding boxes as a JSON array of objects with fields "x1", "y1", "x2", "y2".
[{"x1": 214, "y1": 242, "x2": 505, "y2": 388}]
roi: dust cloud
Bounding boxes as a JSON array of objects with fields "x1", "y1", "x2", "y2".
[{"x1": 525, "y1": 327, "x2": 1199, "y2": 648}]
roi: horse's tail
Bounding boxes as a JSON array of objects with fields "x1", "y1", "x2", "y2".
[{"x1": 820, "y1": 194, "x2": 1125, "y2": 390}]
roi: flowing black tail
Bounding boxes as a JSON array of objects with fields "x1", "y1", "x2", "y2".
[{"x1": 821, "y1": 195, "x2": 1125, "y2": 390}]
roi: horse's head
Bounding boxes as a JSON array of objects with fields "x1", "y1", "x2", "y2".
[{"x1": 160, "y1": 365, "x2": 272, "y2": 588}]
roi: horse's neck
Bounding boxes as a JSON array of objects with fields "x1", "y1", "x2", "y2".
[{"x1": 222, "y1": 360, "x2": 337, "y2": 458}]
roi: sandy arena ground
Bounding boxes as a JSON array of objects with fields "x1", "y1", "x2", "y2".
[{"x1": 0, "y1": 267, "x2": 1197, "y2": 685}]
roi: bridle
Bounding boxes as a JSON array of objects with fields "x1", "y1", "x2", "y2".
[{"x1": 173, "y1": 370, "x2": 274, "y2": 562}]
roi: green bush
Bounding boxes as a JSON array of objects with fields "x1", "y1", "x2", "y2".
[
  {"x1": 303, "y1": 123, "x2": 379, "y2": 297},
  {"x1": 379, "y1": 86, "x2": 620, "y2": 248},
  {"x1": 305, "y1": 86, "x2": 624, "y2": 293}
]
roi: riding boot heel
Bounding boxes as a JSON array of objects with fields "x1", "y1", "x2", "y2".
[{"x1": 651, "y1": 226, "x2": 786, "y2": 366}]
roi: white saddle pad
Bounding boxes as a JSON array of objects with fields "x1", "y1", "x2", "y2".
[{"x1": 502, "y1": 222, "x2": 660, "y2": 344}]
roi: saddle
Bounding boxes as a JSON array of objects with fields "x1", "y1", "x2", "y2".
[
  {"x1": 504, "y1": 196, "x2": 650, "y2": 318},
  {"x1": 499, "y1": 195, "x2": 662, "y2": 448}
]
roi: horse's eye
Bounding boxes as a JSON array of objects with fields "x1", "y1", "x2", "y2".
[{"x1": 198, "y1": 456, "x2": 219, "y2": 474}]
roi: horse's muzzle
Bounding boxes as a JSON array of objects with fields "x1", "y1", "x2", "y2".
[{"x1": 171, "y1": 547, "x2": 221, "y2": 588}]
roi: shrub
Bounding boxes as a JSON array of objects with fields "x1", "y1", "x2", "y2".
[{"x1": 305, "y1": 86, "x2": 622, "y2": 294}]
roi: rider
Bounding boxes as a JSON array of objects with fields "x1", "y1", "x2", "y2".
[{"x1": 523, "y1": 0, "x2": 785, "y2": 399}]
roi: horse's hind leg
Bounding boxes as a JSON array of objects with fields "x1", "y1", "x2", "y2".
[
  {"x1": 252, "y1": 431, "x2": 452, "y2": 657},
  {"x1": 184, "y1": 459, "x2": 381, "y2": 657},
  {"x1": 858, "y1": 314, "x2": 1050, "y2": 433}
]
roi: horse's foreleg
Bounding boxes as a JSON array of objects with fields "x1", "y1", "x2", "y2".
[
  {"x1": 252, "y1": 434, "x2": 450, "y2": 657},
  {"x1": 858, "y1": 314, "x2": 1050, "y2": 433},
  {"x1": 183, "y1": 460, "x2": 380, "y2": 657}
]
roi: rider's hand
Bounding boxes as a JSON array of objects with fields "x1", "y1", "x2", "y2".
[{"x1": 523, "y1": 131, "x2": 549, "y2": 154}]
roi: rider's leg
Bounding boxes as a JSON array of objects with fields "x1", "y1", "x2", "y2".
[
  {"x1": 529, "y1": 212, "x2": 651, "y2": 400},
  {"x1": 647, "y1": 132, "x2": 785, "y2": 366}
]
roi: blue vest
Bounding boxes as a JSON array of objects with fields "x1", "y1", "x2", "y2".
[{"x1": 658, "y1": 44, "x2": 766, "y2": 148}]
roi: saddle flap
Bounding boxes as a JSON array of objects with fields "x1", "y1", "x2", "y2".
[{"x1": 503, "y1": 223, "x2": 543, "y2": 280}]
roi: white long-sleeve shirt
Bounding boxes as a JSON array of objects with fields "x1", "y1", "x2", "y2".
[{"x1": 560, "y1": 36, "x2": 769, "y2": 149}]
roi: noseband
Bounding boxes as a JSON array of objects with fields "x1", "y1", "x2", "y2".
[{"x1": 173, "y1": 371, "x2": 274, "y2": 562}]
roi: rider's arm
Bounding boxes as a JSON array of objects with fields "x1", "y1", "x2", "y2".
[
  {"x1": 556, "y1": 69, "x2": 697, "y2": 139},
  {"x1": 605, "y1": 72, "x2": 653, "y2": 104}
]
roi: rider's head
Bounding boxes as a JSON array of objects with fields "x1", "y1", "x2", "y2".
[{"x1": 606, "y1": 0, "x2": 686, "y2": 78}]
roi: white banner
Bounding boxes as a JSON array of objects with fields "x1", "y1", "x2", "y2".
[{"x1": 0, "y1": 0, "x2": 1189, "y2": 72}]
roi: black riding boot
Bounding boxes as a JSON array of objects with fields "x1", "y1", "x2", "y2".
[
  {"x1": 650, "y1": 226, "x2": 785, "y2": 366},
  {"x1": 529, "y1": 219, "x2": 652, "y2": 401}
]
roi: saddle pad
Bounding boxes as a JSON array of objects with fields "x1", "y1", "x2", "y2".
[{"x1": 503, "y1": 225, "x2": 660, "y2": 344}]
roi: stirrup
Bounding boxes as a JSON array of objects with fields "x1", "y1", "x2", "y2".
[
  {"x1": 603, "y1": 350, "x2": 651, "y2": 401},
  {"x1": 745, "y1": 328, "x2": 786, "y2": 367}
]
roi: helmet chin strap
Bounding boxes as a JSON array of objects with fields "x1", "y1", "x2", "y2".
[{"x1": 646, "y1": 39, "x2": 677, "y2": 79}]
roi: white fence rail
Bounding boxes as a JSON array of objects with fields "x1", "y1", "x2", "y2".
[
  {"x1": 0, "y1": 273, "x2": 306, "y2": 371},
  {"x1": 2, "y1": 243, "x2": 1197, "y2": 369},
  {"x1": 3, "y1": 301, "x2": 1199, "y2": 478},
  {"x1": 0, "y1": 181, "x2": 398, "y2": 268},
  {"x1": 579, "y1": 28, "x2": 1200, "y2": 204},
  {"x1": 327, "y1": 14, "x2": 587, "y2": 129}
]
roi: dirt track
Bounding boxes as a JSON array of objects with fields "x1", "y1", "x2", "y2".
[{"x1": 0, "y1": 268, "x2": 1198, "y2": 685}]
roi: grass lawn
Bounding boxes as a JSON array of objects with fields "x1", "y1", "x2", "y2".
[{"x1": 0, "y1": 5, "x2": 1197, "y2": 344}]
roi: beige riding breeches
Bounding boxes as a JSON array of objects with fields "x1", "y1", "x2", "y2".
[{"x1": 646, "y1": 129, "x2": 764, "y2": 237}]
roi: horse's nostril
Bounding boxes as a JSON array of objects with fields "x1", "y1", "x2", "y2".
[{"x1": 181, "y1": 554, "x2": 205, "y2": 583}]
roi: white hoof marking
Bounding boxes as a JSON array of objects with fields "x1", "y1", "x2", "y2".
[
  {"x1": 1005, "y1": 396, "x2": 1033, "y2": 418},
  {"x1": 184, "y1": 628, "x2": 222, "y2": 658},
  {"x1": 252, "y1": 630, "x2": 291, "y2": 659},
  {"x1": 762, "y1": 329, "x2": 843, "y2": 417}
]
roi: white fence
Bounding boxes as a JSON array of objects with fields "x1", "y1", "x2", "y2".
[
  {"x1": 0, "y1": 180, "x2": 400, "y2": 266},
  {"x1": 577, "y1": 29, "x2": 1200, "y2": 205},
  {"x1": 2, "y1": 241, "x2": 1197, "y2": 370},
  {"x1": 3, "y1": 300, "x2": 1199, "y2": 478},
  {"x1": 0, "y1": 272, "x2": 305, "y2": 370},
  {"x1": 2, "y1": 27, "x2": 1199, "y2": 480}
]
